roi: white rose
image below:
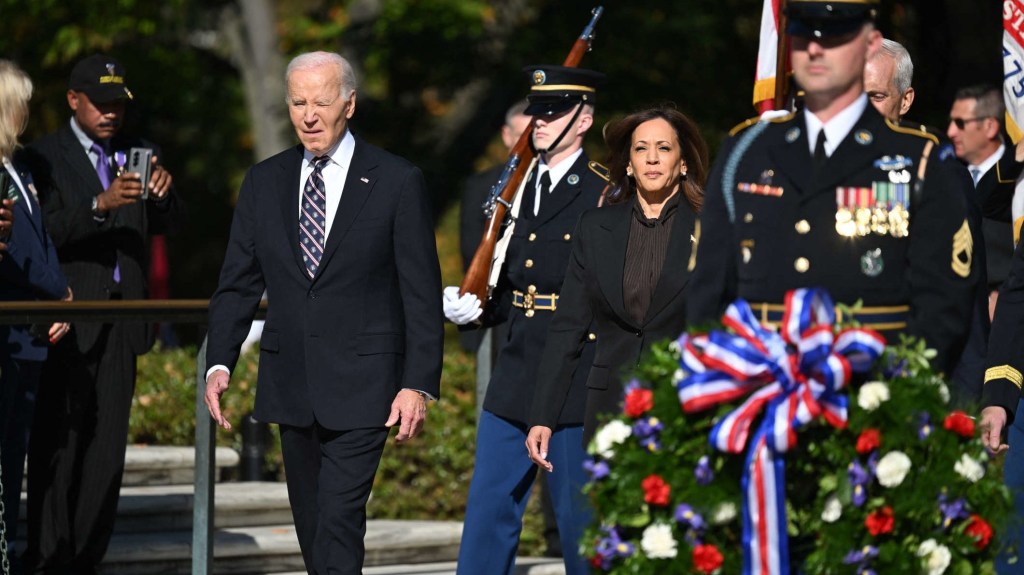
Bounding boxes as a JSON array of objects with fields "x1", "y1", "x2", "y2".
[
  {"x1": 875, "y1": 451, "x2": 912, "y2": 487},
  {"x1": 712, "y1": 502, "x2": 737, "y2": 525},
  {"x1": 857, "y1": 381, "x2": 890, "y2": 411},
  {"x1": 592, "y1": 420, "x2": 633, "y2": 459},
  {"x1": 821, "y1": 494, "x2": 842, "y2": 523},
  {"x1": 640, "y1": 523, "x2": 678, "y2": 559},
  {"x1": 954, "y1": 453, "x2": 985, "y2": 483},
  {"x1": 916, "y1": 539, "x2": 951, "y2": 575}
]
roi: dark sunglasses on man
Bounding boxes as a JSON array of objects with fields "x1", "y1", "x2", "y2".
[{"x1": 949, "y1": 116, "x2": 991, "y2": 130}]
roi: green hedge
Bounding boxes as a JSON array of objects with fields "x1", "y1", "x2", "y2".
[{"x1": 129, "y1": 203, "x2": 547, "y2": 554}]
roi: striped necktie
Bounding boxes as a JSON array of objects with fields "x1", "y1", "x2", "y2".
[{"x1": 299, "y1": 155, "x2": 330, "y2": 278}]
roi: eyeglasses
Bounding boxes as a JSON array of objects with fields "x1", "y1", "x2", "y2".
[{"x1": 949, "y1": 116, "x2": 990, "y2": 130}]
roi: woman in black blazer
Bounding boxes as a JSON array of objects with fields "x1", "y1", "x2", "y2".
[{"x1": 525, "y1": 106, "x2": 708, "y2": 471}]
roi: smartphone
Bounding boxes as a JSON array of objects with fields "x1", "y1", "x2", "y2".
[{"x1": 128, "y1": 147, "x2": 153, "y2": 200}]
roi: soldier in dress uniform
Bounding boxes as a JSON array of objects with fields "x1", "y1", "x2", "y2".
[
  {"x1": 442, "y1": 65, "x2": 607, "y2": 575},
  {"x1": 687, "y1": 0, "x2": 977, "y2": 376}
]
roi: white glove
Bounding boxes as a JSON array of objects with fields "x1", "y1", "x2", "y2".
[{"x1": 443, "y1": 286, "x2": 483, "y2": 325}]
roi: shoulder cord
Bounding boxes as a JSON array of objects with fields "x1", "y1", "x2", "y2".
[
  {"x1": 0, "y1": 440, "x2": 9, "y2": 575},
  {"x1": 721, "y1": 121, "x2": 771, "y2": 224}
]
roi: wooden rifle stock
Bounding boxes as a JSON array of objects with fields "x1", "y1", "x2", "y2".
[{"x1": 459, "y1": 6, "x2": 604, "y2": 303}]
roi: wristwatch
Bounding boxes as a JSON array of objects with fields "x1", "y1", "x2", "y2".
[{"x1": 91, "y1": 196, "x2": 107, "y2": 221}]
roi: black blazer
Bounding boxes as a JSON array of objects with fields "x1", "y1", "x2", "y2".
[
  {"x1": 24, "y1": 123, "x2": 182, "y2": 354},
  {"x1": 529, "y1": 199, "x2": 696, "y2": 435},
  {"x1": 0, "y1": 155, "x2": 68, "y2": 362},
  {"x1": 206, "y1": 137, "x2": 444, "y2": 431}
]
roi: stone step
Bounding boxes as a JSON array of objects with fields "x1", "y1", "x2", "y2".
[
  {"x1": 96, "y1": 520, "x2": 463, "y2": 575},
  {"x1": 121, "y1": 444, "x2": 241, "y2": 487},
  {"x1": 18, "y1": 481, "x2": 291, "y2": 534},
  {"x1": 273, "y1": 557, "x2": 566, "y2": 574}
]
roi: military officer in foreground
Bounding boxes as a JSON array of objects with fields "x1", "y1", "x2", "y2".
[
  {"x1": 687, "y1": 0, "x2": 977, "y2": 375},
  {"x1": 442, "y1": 65, "x2": 606, "y2": 575}
]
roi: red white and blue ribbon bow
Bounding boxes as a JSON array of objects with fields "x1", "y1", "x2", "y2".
[{"x1": 676, "y1": 288, "x2": 885, "y2": 575}]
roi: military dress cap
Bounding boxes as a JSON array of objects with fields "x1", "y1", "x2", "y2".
[
  {"x1": 785, "y1": 0, "x2": 879, "y2": 38},
  {"x1": 69, "y1": 54, "x2": 133, "y2": 103},
  {"x1": 522, "y1": 65, "x2": 605, "y2": 116}
]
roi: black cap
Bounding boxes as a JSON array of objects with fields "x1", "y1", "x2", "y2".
[
  {"x1": 522, "y1": 65, "x2": 604, "y2": 117},
  {"x1": 68, "y1": 54, "x2": 133, "y2": 103},
  {"x1": 785, "y1": 0, "x2": 878, "y2": 38}
]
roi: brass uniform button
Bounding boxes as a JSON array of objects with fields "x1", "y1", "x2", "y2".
[
  {"x1": 525, "y1": 259, "x2": 534, "y2": 268},
  {"x1": 795, "y1": 257, "x2": 810, "y2": 273},
  {"x1": 742, "y1": 246, "x2": 752, "y2": 264},
  {"x1": 587, "y1": 332, "x2": 597, "y2": 341},
  {"x1": 528, "y1": 285, "x2": 537, "y2": 294},
  {"x1": 744, "y1": 213, "x2": 754, "y2": 223},
  {"x1": 525, "y1": 309, "x2": 535, "y2": 318},
  {"x1": 528, "y1": 233, "x2": 537, "y2": 242},
  {"x1": 563, "y1": 233, "x2": 571, "y2": 241},
  {"x1": 795, "y1": 220, "x2": 811, "y2": 234}
]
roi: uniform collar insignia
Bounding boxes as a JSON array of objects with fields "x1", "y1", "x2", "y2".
[
  {"x1": 785, "y1": 127, "x2": 801, "y2": 143},
  {"x1": 854, "y1": 130, "x2": 873, "y2": 145},
  {"x1": 567, "y1": 173, "x2": 580, "y2": 185}
]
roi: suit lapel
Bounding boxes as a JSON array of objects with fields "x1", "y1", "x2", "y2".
[
  {"x1": 14, "y1": 165, "x2": 46, "y2": 242},
  {"x1": 594, "y1": 203, "x2": 633, "y2": 327},
  {"x1": 316, "y1": 138, "x2": 376, "y2": 278},
  {"x1": 58, "y1": 125, "x2": 104, "y2": 196},
  {"x1": 280, "y1": 146, "x2": 307, "y2": 278},
  {"x1": 767, "y1": 116, "x2": 813, "y2": 197},
  {"x1": 643, "y1": 206, "x2": 695, "y2": 323},
  {"x1": 812, "y1": 108, "x2": 885, "y2": 194}
]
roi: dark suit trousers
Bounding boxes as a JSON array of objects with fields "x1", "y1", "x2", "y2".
[
  {"x1": 25, "y1": 323, "x2": 136, "y2": 574},
  {"x1": 280, "y1": 424, "x2": 389, "y2": 575}
]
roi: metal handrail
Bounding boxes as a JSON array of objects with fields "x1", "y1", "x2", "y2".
[{"x1": 0, "y1": 299, "x2": 266, "y2": 575}]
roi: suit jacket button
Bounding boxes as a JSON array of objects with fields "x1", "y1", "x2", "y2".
[
  {"x1": 525, "y1": 309, "x2": 535, "y2": 318},
  {"x1": 525, "y1": 259, "x2": 534, "y2": 268},
  {"x1": 795, "y1": 220, "x2": 811, "y2": 234},
  {"x1": 528, "y1": 233, "x2": 537, "y2": 242},
  {"x1": 794, "y1": 257, "x2": 810, "y2": 273},
  {"x1": 563, "y1": 233, "x2": 571, "y2": 241},
  {"x1": 635, "y1": 330, "x2": 643, "y2": 338},
  {"x1": 588, "y1": 332, "x2": 597, "y2": 341}
]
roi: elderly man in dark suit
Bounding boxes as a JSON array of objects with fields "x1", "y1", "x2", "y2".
[
  {"x1": 204, "y1": 51, "x2": 443, "y2": 575},
  {"x1": 22, "y1": 53, "x2": 181, "y2": 574}
]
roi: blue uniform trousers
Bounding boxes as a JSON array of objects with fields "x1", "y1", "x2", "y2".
[
  {"x1": 457, "y1": 410, "x2": 590, "y2": 575},
  {"x1": 997, "y1": 397, "x2": 1024, "y2": 574}
]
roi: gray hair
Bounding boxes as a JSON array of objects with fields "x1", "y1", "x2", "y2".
[
  {"x1": 0, "y1": 59, "x2": 32, "y2": 160},
  {"x1": 286, "y1": 51, "x2": 357, "y2": 100},
  {"x1": 876, "y1": 39, "x2": 913, "y2": 95},
  {"x1": 956, "y1": 84, "x2": 1005, "y2": 121}
]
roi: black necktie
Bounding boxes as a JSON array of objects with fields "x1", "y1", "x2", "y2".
[
  {"x1": 534, "y1": 171, "x2": 551, "y2": 216},
  {"x1": 813, "y1": 130, "x2": 827, "y2": 167}
]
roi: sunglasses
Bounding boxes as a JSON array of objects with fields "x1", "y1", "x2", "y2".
[{"x1": 949, "y1": 116, "x2": 990, "y2": 130}]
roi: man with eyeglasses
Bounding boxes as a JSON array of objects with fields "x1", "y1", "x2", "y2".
[{"x1": 948, "y1": 85, "x2": 1021, "y2": 322}]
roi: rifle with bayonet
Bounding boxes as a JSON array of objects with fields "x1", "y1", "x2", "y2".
[{"x1": 458, "y1": 6, "x2": 604, "y2": 304}]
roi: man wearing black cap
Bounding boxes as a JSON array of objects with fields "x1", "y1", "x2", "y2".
[
  {"x1": 688, "y1": 0, "x2": 976, "y2": 378},
  {"x1": 442, "y1": 65, "x2": 606, "y2": 575},
  {"x1": 21, "y1": 53, "x2": 181, "y2": 574}
]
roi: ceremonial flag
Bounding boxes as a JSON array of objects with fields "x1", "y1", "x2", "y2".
[
  {"x1": 754, "y1": 0, "x2": 783, "y2": 112},
  {"x1": 1004, "y1": 0, "x2": 1024, "y2": 144}
]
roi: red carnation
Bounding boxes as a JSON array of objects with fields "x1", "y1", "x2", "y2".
[
  {"x1": 642, "y1": 474, "x2": 671, "y2": 506},
  {"x1": 693, "y1": 543, "x2": 724, "y2": 574},
  {"x1": 624, "y1": 388, "x2": 654, "y2": 418},
  {"x1": 855, "y1": 428, "x2": 882, "y2": 454},
  {"x1": 865, "y1": 506, "x2": 894, "y2": 536},
  {"x1": 965, "y1": 514, "x2": 993, "y2": 550},
  {"x1": 943, "y1": 410, "x2": 976, "y2": 438}
]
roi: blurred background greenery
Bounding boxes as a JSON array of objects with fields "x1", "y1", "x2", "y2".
[{"x1": 10, "y1": 0, "x2": 1007, "y2": 558}]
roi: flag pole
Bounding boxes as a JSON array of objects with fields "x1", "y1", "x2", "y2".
[{"x1": 773, "y1": 0, "x2": 790, "y2": 110}]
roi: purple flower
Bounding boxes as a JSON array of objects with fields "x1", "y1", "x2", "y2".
[
  {"x1": 938, "y1": 494, "x2": 969, "y2": 529},
  {"x1": 632, "y1": 417, "x2": 664, "y2": 452},
  {"x1": 674, "y1": 503, "x2": 706, "y2": 531},
  {"x1": 694, "y1": 455, "x2": 714, "y2": 485},
  {"x1": 584, "y1": 458, "x2": 610, "y2": 481},
  {"x1": 623, "y1": 378, "x2": 642, "y2": 395},
  {"x1": 882, "y1": 356, "x2": 909, "y2": 378},
  {"x1": 918, "y1": 412, "x2": 933, "y2": 440},
  {"x1": 848, "y1": 460, "x2": 870, "y2": 507},
  {"x1": 843, "y1": 545, "x2": 879, "y2": 574},
  {"x1": 594, "y1": 526, "x2": 634, "y2": 569}
]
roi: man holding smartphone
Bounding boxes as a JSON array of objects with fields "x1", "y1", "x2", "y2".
[{"x1": 21, "y1": 53, "x2": 182, "y2": 575}]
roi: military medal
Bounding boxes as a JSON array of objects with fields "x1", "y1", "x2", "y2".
[
  {"x1": 872, "y1": 155, "x2": 913, "y2": 238},
  {"x1": 835, "y1": 188, "x2": 855, "y2": 237}
]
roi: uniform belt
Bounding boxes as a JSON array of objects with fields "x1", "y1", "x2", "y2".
[
  {"x1": 512, "y1": 290, "x2": 559, "y2": 313},
  {"x1": 748, "y1": 302, "x2": 909, "y2": 331}
]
